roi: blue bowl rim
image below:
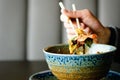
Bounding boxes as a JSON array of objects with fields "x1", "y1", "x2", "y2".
[{"x1": 43, "y1": 43, "x2": 117, "y2": 57}]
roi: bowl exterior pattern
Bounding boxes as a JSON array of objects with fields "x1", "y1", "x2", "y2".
[{"x1": 44, "y1": 52, "x2": 113, "y2": 80}]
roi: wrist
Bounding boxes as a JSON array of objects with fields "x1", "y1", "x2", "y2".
[{"x1": 98, "y1": 27, "x2": 111, "y2": 44}]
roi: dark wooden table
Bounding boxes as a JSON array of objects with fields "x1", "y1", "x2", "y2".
[
  {"x1": 0, "y1": 61, "x2": 119, "y2": 80},
  {"x1": 0, "y1": 61, "x2": 49, "y2": 80}
]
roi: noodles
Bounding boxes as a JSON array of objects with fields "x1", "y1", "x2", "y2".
[{"x1": 68, "y1": 28, "x2": 98, "y2": 54}]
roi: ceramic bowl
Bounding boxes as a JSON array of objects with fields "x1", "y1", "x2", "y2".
[{"x1": 43, "y1": 44, "x2": 116, "y2": 80}]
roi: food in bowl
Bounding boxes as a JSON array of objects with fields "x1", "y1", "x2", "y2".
[
  {"x1": 43, "y1": 44, "x2": 116, "y2": 80},
  {"x1": 68, "y1": 28, "x2": 97, "y2": 55}
]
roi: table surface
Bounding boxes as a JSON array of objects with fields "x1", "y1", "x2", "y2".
[{"x1": 0, "y1": 61, "x2": 119, "y2": 80}]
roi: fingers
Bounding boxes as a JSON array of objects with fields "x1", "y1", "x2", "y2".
[
  {"x1": 60, "y1": 9, "x2": 98, "y2": 38},
  {"x1": 62, "y1": 9, "x2": 104, "y2": 33},
  {"x1": 64, "y1": 22, "x2": 93, "y2": 37},
  {"x1": 80, "y1": 23, "x2": 85, "y2": 29},
  {"x1": 66, "y1": 28, "x2": 76, "y2": 35},
  {"x1": 64, "y1": 23, "x2": 76, "y2": 36},
  {"x1": 80, "y1": 23, "x2": 92, "y2": 33},
  {"x1": 84, "y1": 27, "x2": 92, "y2": 34},
  {"x1": 65, "y1": 27, "x2": 77, "y2": 40},
  {"x1": 60, "y1": 14, "x2": 69, "y2": 23},
  {"x1": 64, "y1": 22, "x2": 78, "y2": 29}
]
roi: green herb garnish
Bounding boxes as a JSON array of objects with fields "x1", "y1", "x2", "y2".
[{"x1": 85, "y1": 38, "x2": 93, "y2": 47}]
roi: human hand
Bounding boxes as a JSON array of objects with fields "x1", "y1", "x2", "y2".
[{"x1": 60, "y1": 9, "x2": 111, "y2": 44}]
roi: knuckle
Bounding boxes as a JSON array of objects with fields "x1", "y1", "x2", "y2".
[{"x1": 83, "y1": 9, "x2": 91, "y2": 15}]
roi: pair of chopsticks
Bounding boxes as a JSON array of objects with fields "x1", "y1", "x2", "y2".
[{"x1": 59, "y1": 2, "x2": 80, "y2": 32}]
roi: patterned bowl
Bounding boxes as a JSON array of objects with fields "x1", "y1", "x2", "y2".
[{"x1": 43, "y1": 44, "x2": 116, "y2": 80}]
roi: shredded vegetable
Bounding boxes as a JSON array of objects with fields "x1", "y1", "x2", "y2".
[{"x1": 68, "y1": 28, "x2": 98, "y2": 54}]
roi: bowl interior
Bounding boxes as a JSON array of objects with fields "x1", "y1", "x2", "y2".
[
  {"x1": 44, "y1": 44, "x2": 70, "y2": 54},
  {"x1": 44, "y1": 44, "x2": 116, "y2": 55}
]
